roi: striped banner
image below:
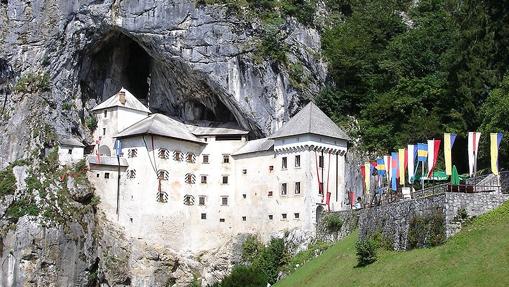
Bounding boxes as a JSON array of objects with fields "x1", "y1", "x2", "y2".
[
  {"x1": 391, "y1": 152, "x2": 399, "y2": 191},
  {"x1": 399, "y1": 149, "x2": 406, "y2": 185},
  {"x1": 468, "y1": 132, "x2": 481, "y2": 176},
  {"x1": 490, "y1": 133, "x2": 503, "y2": 175},
  {"x1": 417, "y1": 143, "x2": 428, "y2": 162},
  {"x1": 444, "y1": 133, "x2": 457, "y2": 176},
  {"x1": 427, "y1": 139, "x2": 441, "y2": 177},
  {"x1": 407, "y1": 144, "x2": 416, "y2": 183}
]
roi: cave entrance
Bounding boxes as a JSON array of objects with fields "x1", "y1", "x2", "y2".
[{"x1": 79, "y1": 31, "x2": 151, "y2": 104}]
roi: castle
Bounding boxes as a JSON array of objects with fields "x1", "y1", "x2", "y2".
[{"x1": 82, "y1": 88, "x2": 349, "y2": 252}]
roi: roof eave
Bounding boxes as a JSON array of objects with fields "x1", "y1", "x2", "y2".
[{"x1": 115, "y1": 133, "x2": 206, "y2": 145}]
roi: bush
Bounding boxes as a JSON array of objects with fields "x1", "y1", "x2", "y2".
[
  {"x1": 13, "y1": 72, "x2": 50, "y2": 94},
  {"x1": 323, "y1": 213, "x2": 343, "y2": 233},
  {"x1": 355, "y1": 239, "x2": 377, "y2": 267},
  {"x1": 408, "y1": 209, "x2": 446, "y2": 249},
  {"x1": 6, "y1": 197, "x2": 40, "y2": 220},
  {"x1": 253, "y1": 238, "x2": 289, "y2": 284},
  {"x1": 242, "y1": 235, "x2": 264, "y2": 263},
  {"x1": 216, "y1": 265, "x2": 268, "y2": 287},
  {"x1": 86, "y1": 116, "x2": 98, "y2": 131},
  {"x1": 0, "y1": 166, "x2": 17, "y2": 196}
]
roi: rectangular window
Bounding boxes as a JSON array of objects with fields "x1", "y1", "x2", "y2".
[
  {"x1": 201, "y1": 175, "x2": 208, "y2": 184},
  {"x1": 128, "y1": 149, "x2": 138, "y2": 158},
  {"x1": 104, "y1": 172, "x2": 110, "y2": 179},
  {"x1": 201, "y1": 213, "x2": 207, "y2": 220},
  {"x1": 222, "y1": 176, "x2": 229, "y2": 184},
  {"x1": 268, "y1": 215, "x2": 273, "y2": 220},
  {"x1": 295, "y1": 182, "x2": 301, "y2": 194},
  {"x1": 242, "y1": 169, "x2": 247, "y2": 174},
  {"x1": 281, "y1": 183, "x2": 287, "y2": 195},
  {"x1": 242, "y1": 216, "x2": 246, "y2": 221},
  {"x1": 295, "y1": 155, "x2": 301, "y2": 168},
  {"x1": 104, "y1": 110, "x2": 107, "y2": 118},
  {"x1": 199, "y1": 196, "x2": 206, "y2": 206},
  {"x1": 96, "y1": 173, "x2": 100, "y2": 178},
  {"x1": 268, "y1": 191, "x2": 273, "y2": 197},
  {"x1": 174, "y1": 151, "x2": 182, "y2": 161},
  {"x1": 282, "y1": 213, "x2": 287, "y2": 220},
  {"x1": 103, "y1": 128, "x2": 106, "y2": 136},
  {"x1": 269, "y1": 165, "x2": 274, "y2": 172},
  {"x1": 223, "y1": 154, "x2": 230, "y2": 164},
  {"x1": 186, "y1": 153, "x2": 196, "y2": 163},
  {"x1": 294, "y1": 213, "x2": 300, "y2": 219},
  {"x1": 203, "y1": 154, "x2": 209, "y2": 164},
  {"x1": 221, "y1": 196, "x2": 228, "y2": 206},
  {"x1": 220, "y1": 218, "x2": 225, "y2": 222},
  {"x1": 319, "y1": 155, "x2": 324, "y2": 168},
  {"x1": 242, "y1": 194, "x2": 246, "y2": 199},
  {"x1": 282, "y1": 157, "x2": 287, "y2": 169},
  {"x1": 68, "y1": 148, "x2": 73, "y2": 155}
]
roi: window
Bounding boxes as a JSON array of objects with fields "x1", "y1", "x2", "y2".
[
  {"x1": 103, "y1": 128, "x2": 106, "y2": 136},
  {"x1": 268, "y1": 215, "x2": 273, "y2": 220},
  {"x1": 282, "y1": 213, "x2": 287, "y2": 220},
  {"x1": 127, "y1": 169, "x2": 136, "y2": 179},
  {"x1": 199, "y1": 196, "x2": 206, "y2": 206},
  {"x1": 127, "y1": 148, "x2": 138, "y2": 158},
  {"x1": 203, "y1": 154, "x2": 209, "y2": 164},
  {"x1": 295, "y1": 155, "x2": 301, "y2": 168},
  {"x1": 269, "y1": 165, "x2": 274, "y2": 172},
  {"x1": 223, "y1": 154, "x2": 230, "y2": 164},
  {"x1": 157, "y1": 169, "x2": 169, "y2": 181},
  {"x1": 183, "y1": 195, "x2": 195, "y2": 206},
  {"x1": 185, "y1": 173, "x2": 196, "y2": 184},
  {"x1": 268, "y1": 191, "x2": 273, "y2": 197},
  {"x1": 242, "y1": 216, "x2": 246, "y2": 221},
  {"x1": 201, "y1": 213, "x2": 207, "y2": 220},
  {"x1": 173, "y1": 151, "x2": 182, "y2": 161},
  {"x1": 282, "y1": 157, "x2": 287, "y2": 169},
  {"x1": 319, "y1": 155, "x2": 324, "y2": 168},
  {"x1": 186, "y1": 152, "x2": 196, "y2": 163},
  {"x1": 242, "y1": 169, "x2": 247, "y2": 174},
  {"x1": 96, "y1": 173, "x2": 100, "y2": 178},
  {"x1": 221, "y1": 196, "x2": 228, "y2": 206},
  {"x1": 104, "y1": 110, "x2": 107, "y2": 118},
  {"x1": 294, "y1": 213, "x2": 300, "y2": 219},
  {"x1": 201, "y1": 175, "x2": 208, "y2": 184},
  {"x1": 242, "y1": 194, "x2": 246, "y2": 199},
  {"x1": 222, "y1": 176, "x2": 229, "y2": 184},
  {"x1": 158, "y1": 148, "x2": 170, "y2": 159},
  {"x1": 281, "y1": 183, "x2": 287, "y2": 195},
  {"x1": 68, "y1": 148, "x2": 73, "y2": 155},
  {"x1": 104, "y1": 172, "x2": 110, "y2": 179},
  {"x1": 220, "y1": 218, "x2": 225, "y2": 222},
  {"x1": 295, "y1": 182, "x2": 301, "y2": 194}
]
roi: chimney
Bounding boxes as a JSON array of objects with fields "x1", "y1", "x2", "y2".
[{"x1": 119, "y1": 90, "x2": 126, "y2": 105}]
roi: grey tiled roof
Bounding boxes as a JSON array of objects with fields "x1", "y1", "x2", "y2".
[
  {"x1": 185, "y1": 121, "x2": 249, "y2": 135},
  {"x1": 115, "y1": 114, "x2": 204, "y2": 144},
  {"x1": 232, "y1": 138, "x2": 274, "y2": 156},
  {"x1": 91, "y1": 88, "x2": 150, "y2": 113},
  {"x1": 59, "y1": 137, "x2": 85, "y2": 147},
  {"x1": 87, "y1": 155, "x2": 129, "y2": 167},
  {"x1": 269, "y1": 102, "x2": 350, "y2": 141}
]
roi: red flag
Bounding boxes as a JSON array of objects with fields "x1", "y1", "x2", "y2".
[
  {"x1": 326, "y1": 192, "x2": 331, "y2": 211},
  {"x1": 428, "y1": 139, "x2": 441, "y2": 177},
  {"x1": 360, "y1": 165, "x2": 366, "y2": 192},
  {"x1": 349, "y1": 191, "x2": 355, "y2": 207}
]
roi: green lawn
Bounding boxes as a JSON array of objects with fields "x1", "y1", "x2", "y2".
[{"x1": 277, "y1": 201, "x2": 509, "y2": 287}]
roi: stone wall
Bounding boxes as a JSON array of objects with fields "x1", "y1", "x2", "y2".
[
  {"x1": 316, "y1": 210, "x2": 361, "y2": 242},
  {"x1": 445, "y1": 192, "x2": 509, "y2": 237}
]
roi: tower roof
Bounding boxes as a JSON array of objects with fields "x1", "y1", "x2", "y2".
[
  {"x1": 269, "y1": 102, "x2": 350, "y2": 141},
  {"x1": 91, "y1": 88, "x2": 150, "y2": 113},
  {"x1": 115, "y1": 114, "x2": 204, "y2": 144}
]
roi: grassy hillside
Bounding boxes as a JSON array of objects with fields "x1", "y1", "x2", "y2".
[{"x1": 277, "y1": 201, "x2": 509, "y2": 287}]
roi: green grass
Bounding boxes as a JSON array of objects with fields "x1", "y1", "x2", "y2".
[{"x1": 277, "y1": 201, "x2": 509, "y2": 287}]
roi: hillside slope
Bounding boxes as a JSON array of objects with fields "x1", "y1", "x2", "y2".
[{"x1": 277, "y1": 201, "x2": 509, "y2": 287}]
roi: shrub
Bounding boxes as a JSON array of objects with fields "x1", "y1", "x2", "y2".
[
  {"x1": 86, "y1": 116, "x2": 98, "y2": 131},
  {"x1": 13, "y1": 72, "x2": 50, "y2": 94},
  {"x1": 6, "y1": 197, "x2": 40, "y2": 220},
  {"x1": 323, "y1": 213, "x2": 343, "y2": 233},
  {"x1": 216, "y1": 265, "x2": 268, "y2": 287},
  {"x1": 0, "y1": 166, "x2": 17, "y2": 196},
  {"x1": 242, "y1": 235, "x2": 264, "y2": 263},
  {"x1": 355, "y1": 239, "x2": 377, "y2": 267},
  {"x1": 253, "y1": 238, "x2": 289, "y2": 284},
  {"x1": 371, "y1": 231, "x2": 393, "y2": 250},
  {"x1": 408, "y1": 209, "x2": 446, "y2": 249}
]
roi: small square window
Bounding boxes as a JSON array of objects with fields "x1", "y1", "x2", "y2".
[
  {"x1": 282, "y1": 157, "x2": 287, "y2": 169},
  {"x1": 203, "y1": 154, "x2": 209, "y2": 164},
  {"x1": 242, "y1": 216, "x2": 246, "y2": 221},
  {"x1": 242, "y1": 194, "x2": 246, "y2": 199},
  {"x1": 268, "y1": 215, "x2": 273, "y2": 220},
  {"x1": 294, "y1": 213, "x2": 300, "y2": 219},
  {"x1": 222, "y1": 176, "x2": 229, "y2": 184},
  {"x1": 68, "y1": 149, "x2": 73, "y2": 155},
  {"x1": 201, "y1": 175, "x2": 208, "y2": 184},
  {"x1": 104, "y1": 172, "x2": 110, "y2": 179},
  {"x1": 201, "y1": 213, "x2": 207, "y2": 220},
  {"x1": 295, "y1": 182, "x2": 301, "y2": 194},
  {"x1": 295, "y1": 155, "x2": 301, "y2": 168},
  {"x1": 221, "y1": 196, "x2": 228, "y2": 206},
  {"x1": 220, "y1": 218, "x2": 225, "y2": 222},
  {"x1": 268, "y1": 191, "x2": 273, "y2": 197},
  {"x1": 281, "y1": 183, "x2": 287, "y2": 195},
  {"x1": 242, "y1": 169, "x2": 247, "y2": 174},
  {"x1": 282, "y1": 213, "x2": 287, "y2": 220},
  {"x1": 223, "y1": 154, "x2": 230, "y2": 164},
  {"x1": 96, "y1": 173, "x2": 100, "y2": 178},
  {"x1": 269, "y1": 165, "x2": 274, "y2": 172},
  {"x1": 199, "y1": 196, "x2": 206, "y2": 206}
]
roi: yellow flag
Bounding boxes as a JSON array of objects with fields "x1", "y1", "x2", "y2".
[
  {"x1": 490, "y1": 133, "x2": 503, "y2": 175},
  {"x1": 364, "y1": 162, "x2": 371, "y2": 195},
  {"x1": 399, "y1": 149, "x2": 405, "y2": 185}
]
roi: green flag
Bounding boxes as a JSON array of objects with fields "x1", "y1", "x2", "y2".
[{"x1": 451, "y1": 165, "x2": 460, "y2": 186}]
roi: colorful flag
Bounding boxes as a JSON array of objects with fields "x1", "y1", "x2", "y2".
[
  {"x1": 391, "y1": 152, "x2": 399, "y2": 191},
  {"x1": 407, "y1": 144, "x2": 416, "y2": 183},
  {"x1": 444, "y1": 133, "x2": 457, "y2": 176},
  {"x1": 376, "y1": 158, "x2": 386, "y2": 176},
  {"x1": 364, "y1": 162, "x2": 371, "y2": 195},
  {"x1": 468, "y1": 132, "x2": 481, "y2": 176},
  {"x1": 399, "y1": 149, "x2": 406, "y2": 185},
  {"x1": 490, "y1": 133, "x2": 503, "y2": 175},
  {"x1": 114, "y1": 139, "x2": 122, "y2": 157},
  {"x1": 417, "y1": 143, "x2": 428, "y2": 162},
  {"x1": 427, "y1": 139, "x2": 441, "y2": 177},
  {"x1": 384, "y1": 155, "x2": 391, "y2": 181}
]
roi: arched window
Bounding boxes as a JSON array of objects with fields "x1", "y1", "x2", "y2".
[
  {"x1": 157, "y1": 169, "x2": 169, "y2": 181},
  {"x1": 186, "y1": 152, "x2": 196, "y2": 163},
  {"x1": 99, "y1": 145, "x2": 111, "y2": 156},
  {"x1": 127, "y1": 169, "x2": 136, "y2": 179},
  {"x1": 185, "y1": 173, "x2": 196, "y2": 184},
  {"x1": 127, "y1": 148, "x2": 138, "y2": 158},
  {"x1": 158, "y1": 148, "x2": 170, "y2": 159},
  {"x1": 183, "y1": 195, "x2": 195, "y2": 206}
]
